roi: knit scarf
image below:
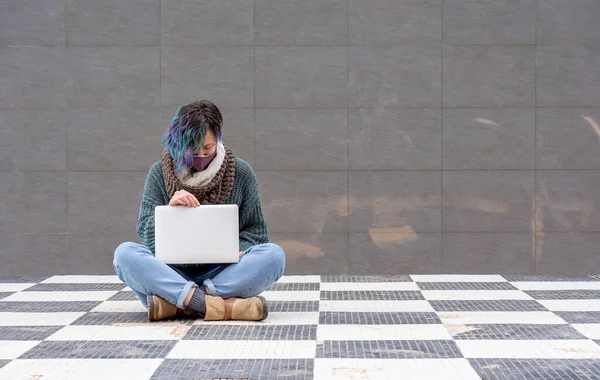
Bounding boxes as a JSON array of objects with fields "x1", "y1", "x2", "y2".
[{"x1": 161, "y1": 145, "x2": 236, "y2": 205}]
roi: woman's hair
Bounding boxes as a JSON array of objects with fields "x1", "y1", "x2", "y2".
[{"x1": 162, "y1": 100, "x2": 223, "y2": 171}]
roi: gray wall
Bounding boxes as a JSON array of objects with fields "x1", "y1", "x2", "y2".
[{"x1": 2, "y1": 0, "x2": 600, "y2": 276}]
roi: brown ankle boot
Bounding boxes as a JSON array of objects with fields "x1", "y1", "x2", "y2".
[
  {"x1": 147, "y1": 295, "x2": 199, "y2": 321},
  {"x1": 147, "y1": 295, "x2": 176, "y2": 321},
  {"x1": 203, "y1": 294, "x2": 268, "y2": 321}
]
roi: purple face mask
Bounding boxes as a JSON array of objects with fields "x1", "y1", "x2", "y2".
[{"x1": 192, "y1": 148, "x2": 217, "y2": 172}]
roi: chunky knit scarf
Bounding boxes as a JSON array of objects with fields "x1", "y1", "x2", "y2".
[{"x1": 161, "y1": 146, "x2": 236, "y2": 205}]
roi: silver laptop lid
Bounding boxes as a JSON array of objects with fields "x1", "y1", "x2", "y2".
[{"x1": 154, "y1": 204, "x2": 239, "y2": 264}]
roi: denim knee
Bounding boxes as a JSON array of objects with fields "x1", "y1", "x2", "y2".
[
  {"x1": 113, "y1": 241, "x2": 140, "y2": 273},
  {"x1": 263, "y1": 243, "x2": 285, "y2": 279}
]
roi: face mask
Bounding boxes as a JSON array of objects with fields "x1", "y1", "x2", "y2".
[{"x1": 192, "y1": 148, "x2": 217, "y2": 172}]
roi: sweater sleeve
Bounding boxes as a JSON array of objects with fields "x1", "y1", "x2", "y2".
[
  {"x1": 136, "y1": 163, "x2": 169, "y2": 255},
  {"x1": 238, "y1": 165, "x2": 269, "y2": 252}
]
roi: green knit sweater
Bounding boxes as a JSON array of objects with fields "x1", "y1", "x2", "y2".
[{"x1": 136, "y1": 157, "x2": 269, "y2": 255}]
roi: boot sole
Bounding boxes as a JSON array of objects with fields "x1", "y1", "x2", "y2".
[{"x1": 259, "y1": 296, "x2": 268, "y2": 321}]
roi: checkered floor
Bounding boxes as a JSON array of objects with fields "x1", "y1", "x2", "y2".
[{"x1": 1, "y1": 275, "x2": 600, "y2": 379}]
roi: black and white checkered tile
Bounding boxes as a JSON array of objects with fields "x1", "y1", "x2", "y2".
[{"x1": 1, "y1": 274, "x2": 600, "y2": 379}]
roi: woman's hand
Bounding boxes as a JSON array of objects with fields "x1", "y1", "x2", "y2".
[
  {"x1": 239, "y1": 250, "x2": 245, "y2": 258},
  {"x1": 169, "y1": 190, "x2": 200, "y2": 207}
]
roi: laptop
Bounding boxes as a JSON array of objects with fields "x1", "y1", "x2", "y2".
[{"x1": 154, "y1": 204, "x2": 240, "y2": 264}]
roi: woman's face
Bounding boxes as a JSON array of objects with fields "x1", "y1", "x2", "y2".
[{"x1": 193, "y1": 129, "x2": 218, "y2": 157}]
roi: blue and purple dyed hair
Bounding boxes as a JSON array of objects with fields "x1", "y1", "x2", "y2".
[{"x1": 162, "y1": 100, "x2": 223, "y2": 172}]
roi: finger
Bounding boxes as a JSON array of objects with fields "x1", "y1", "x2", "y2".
[
  {"x1": 186, "y1": 195, "x2": 196, "y2": 208},
  {"x1": 176, "y1": 195, "x2": 188, "y2": 207},
  {"x1": 188, "y1": 193, "x2": 199, "y2": 207},
  {"x1": 182, "y1": 195, "x2": 193, "y2": 207}
]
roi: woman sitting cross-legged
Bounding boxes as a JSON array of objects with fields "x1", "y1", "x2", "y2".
[{"x1": 113, "y1": 100, "x2": 285, "y2": 322}]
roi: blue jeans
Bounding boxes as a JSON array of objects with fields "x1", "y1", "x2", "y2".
[{"x1": 113, "y1": 242, "x2": 285, "y2": 309}]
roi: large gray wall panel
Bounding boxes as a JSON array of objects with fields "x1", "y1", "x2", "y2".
[{"x1": 1, "y1": 0, "x2": 600, "y2": 275}]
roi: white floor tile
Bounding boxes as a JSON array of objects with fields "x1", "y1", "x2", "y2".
[
  {"x1": 0, "y1": 283, "x2": 36, "y2": 292},
  {"x1": 46, "y1": 325, "x2": 185, "y2": 341},
  {"x1": 538, "y1": 300, "x2": 600, "y2": 312},
  {"x1": 410, "y1": 275, "x2": 506, "y2": 282},
  {"x1": 41, "y1": 275, "x2": 123, "y2": 284},
  {"x1": 0, "y1": 291, "x2": 117, "y2": 302},
  {"x1": 438, "y1": 311, "x2": 567, "y2": 325},
  {"x1": 0, "y1": 359, "x2": 163, "y2": 380},
  {"x1": 314, "y1": 358, "x2": 481, "y2": 380},
  {"x1": 261, "y1": 290, "x2": 320, "y2": 301},
  {"x1": 167, "y1": 340, "x2": 316, "y2": 359},
  {"x1": 276, "y1": 275, "x2": 321, "y2": 283},
  {"x1": 90, "y1": 301, "x2": 146, "y2": 313},
  {"x1": 320, "y1": 282, "x2": 419, "y2": 291},
  {"x1": 511, "y1": 281, "x2": 600, "y2": 290},
  {"x1": 0, "y1": 341, "x2": 41, "y2": 359},
  {"x1": 319, "y1": 300, "x2": 435, "y2": 313},
  {"x1": 572, "y1": 324, "x2": 600, "y2": 340},
  {"x1": 317, "y1": 325, "x2": 451, "y2": 341},
  {"x1": 0, "y1": 312, "x2": 85, "y2": 326},
  {"x1": 194, "y1": 312, "x2": 319, "y2": 325},
  {"x1": 457, "y1": 340, "x2": 600, "y2": 359},
  {"x1": 421, "y1": 290, "x2": 532, "y2": 301}
]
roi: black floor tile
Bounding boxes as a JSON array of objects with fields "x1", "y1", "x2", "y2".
[
  {"x1": 316, "y1": 340, "x2": 463, "y2": 359},
  {"x1": 321, "y1": 290, "x2": 424, "y2": 301},
  {"x1": 449, "y1": 324, "x2": 587, "y2": 340},
  {"x1": 430, "y1": 300, "x2": 547, "y2": 312},
  {"x1": 525, "y1": 290, "x2": 600, "y2": 300},
  {"x1": 417, "y1": 282, "x2": 517, "y2": 290},
  {"x1": 108, "y1": 291, "x2": 140, "y2": 301},
  {"x1": 0, "y1": 277, "x2": 49, "y2": 283},
  {"x1": 0, "y1": 326, "x2": 64, "y2": 340},
  {"x1": 23, "y1": 283, "x2": 125, "y2": 292},
  {"x1": 266, "y1": 283, "x2": 320, "y2": 292},
  {"x1": 152, "y1": 359, "x2": 314, "y2": 380},
  {"x1": 503, "y1": 275, "x2": 598, "y2": 282},
  {"x1": 19, "y1": 340, "x2": 177, "y2": 359},
  {"x1": 0, "y1": 292, "x2": 14, "y2": 300},
  {"x1": 319, "y1": 312, "x2": 441, "y2": 325},
  {"x1": 555, "y1": 311, "x2": 600, "y2": 324},
  {"x1": 71, "y1": 312, "x2": 195, "y2": 325},
  {"x1": 321, "y1": 275, "x2": 412, "y2": 283},
  {"x1": 268, "y1": 301, "x2": 320, "y2": 313},
  {"x1": 184, "y1": 325, "x2": 317, "y2": 340},
  {"x1": 0, "y1": 301, "x2": 102, "y2": 313},
  {"x1": 469, "y1": 358, "x2": 600, "y2": 380}
]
